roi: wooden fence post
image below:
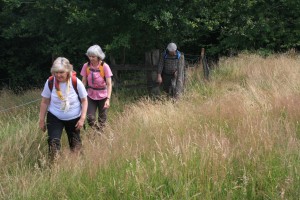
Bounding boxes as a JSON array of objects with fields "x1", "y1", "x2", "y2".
[
  {"x1": 200, "y1": 48, "x2": 204, "y2": 69},
  {"x1": 200, "y1": 48, "x2": 209, "y2": 80},
  {"x1": 110, "y1": 55, "x2": 119, "y2": 89},
  {"x1": 145, "y1": 49, "x2": 160, "y2": 95},
  {"x1": 145, "y1": 51, "x2": 151, "y2": 91}
]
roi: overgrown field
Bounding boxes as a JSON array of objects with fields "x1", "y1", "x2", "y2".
[{"x1": 1, "y1": 53, "x2": 300, "y2": 199}]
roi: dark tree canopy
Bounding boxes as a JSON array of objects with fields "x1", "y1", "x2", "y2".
[{"x1": 0, "y1": 0, "x2": 299, "y2": 88}]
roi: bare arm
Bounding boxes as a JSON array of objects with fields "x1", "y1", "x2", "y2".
[
  {"x1": 39, "y1": 97, "x2": 50, "y2": 132},
  {"x1": 157, "y1": 74, "x2": 162, "y2": 84},
  {"x1": 157, "y1": 53, "x2": 164, "y2": 84},
  {"x1": 75, "y1": 97, "x2": 88, "y2": 129},
  {"x1": 104, "y1": 77, "x2": 112, "y2": 108},
  {"x1": 82, "y1": 76, "x2": 87, "y2": 87}
]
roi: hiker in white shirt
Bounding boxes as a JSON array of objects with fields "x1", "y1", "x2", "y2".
[{"x1": 39, "y1": 57, "x2": 88, "y2": 162}]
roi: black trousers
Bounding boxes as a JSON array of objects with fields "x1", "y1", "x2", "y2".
[
  {"x1": 46, "y1": 112, "x2": 82, "y2": 157},
  {"x1": 87, "y1": 96, "x2": 107, "y2": 131},
  {"x1": 162, "y1": 72, "x2": 176, "y2": 97}
]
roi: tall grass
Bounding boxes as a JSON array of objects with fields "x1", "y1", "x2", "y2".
[{"x1": 1, "y1": 53, "x2": 300, "y2": 199}]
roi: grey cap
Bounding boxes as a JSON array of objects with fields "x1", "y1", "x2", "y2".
[{"x1": 167, "y1": 43, "x2": 177, "y2": 52}]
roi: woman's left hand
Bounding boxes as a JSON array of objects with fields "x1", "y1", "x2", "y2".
[{"x1": 104, "y1": 98, "x2": 110, "y2": 109}]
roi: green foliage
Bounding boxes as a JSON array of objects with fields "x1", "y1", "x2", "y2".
[{"x1": 0, "y1": 0, "x2": 299, "y2": 89}]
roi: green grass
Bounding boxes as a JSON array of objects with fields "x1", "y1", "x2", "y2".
[{"x1": 1, "y1": 53, "x2": 300, "y2": 199}]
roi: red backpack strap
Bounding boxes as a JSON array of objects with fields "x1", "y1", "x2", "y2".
[
  {"x1": 48, "y1": 76, "x2": 54, "y2": 91},
  {"x1": 71, "y1": 74, "x2": 78, "y2": 95},
  {"x1": 48, "y1": 73, "x2": 80, "y2": 103},
  {"x1": 48, "y1": 73, "x2": 78, "y2": 95}
]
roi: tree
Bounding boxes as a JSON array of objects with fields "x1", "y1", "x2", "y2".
[{"x1": 0, "y1": 0, "x2": 299, "y2": 89}]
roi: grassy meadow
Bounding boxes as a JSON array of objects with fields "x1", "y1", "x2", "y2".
[{"x1": 1, "y1": 53, "x2": 300, "y2": 199}]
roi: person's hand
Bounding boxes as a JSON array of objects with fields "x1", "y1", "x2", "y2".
[
  {"x1": 75, "y1": 118, "x2": 85, "y2": 130},
  {"x1": 39, "y1": 120, "x2": 46, "y2": 132},
  {"x1": 104, "y1": 98, "x2": 110, "y2": 109},
  {"x1": 157, "y1": 74, "x2": 162, "y2": 84}
]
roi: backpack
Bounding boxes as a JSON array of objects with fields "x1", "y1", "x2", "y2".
[
  {"x1": 86, "y1": 61, "x2": 105, "y2": 78},
  {"x1": 86, "y1": 61, "x2": 107, "y2": 89},
  {"x1": 162, "y1": 50, "x2": 181, "y2": 75},
  {"x1": 164, "y1": 49, "x2": 181, "y2": 60},
  {"x1": 48, "y1": 71, "x2": 79, "y2": 95}
]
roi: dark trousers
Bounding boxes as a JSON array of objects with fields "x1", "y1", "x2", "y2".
[
  {"x1": 162, "y1": 73, "x2": 176, "y2": 97},
  {"x1": 87, "y1": 96, "x2": 107, "y2": 131},
  {"x1": 46, "y1": 112, "x2": 82, "y2": 159}
]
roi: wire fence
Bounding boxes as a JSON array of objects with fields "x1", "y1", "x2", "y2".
[
  {"x1": 184, "y1": 53, "x2": 201, "y2": 64},
  {"x1": 0, "y1": 51, "x2": 211, "y2": 113},
  {"x1": 202, "y1": 52, "x2": 210, "y2": 80},
  {"x1": 0, "y1": 98, "x2": 41, "y2": 113},
  {"x1": 184, "y1": 52, "x2": 210, "y2": 80}
]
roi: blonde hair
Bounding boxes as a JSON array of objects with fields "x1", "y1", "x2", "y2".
[{"x1": 50, "y1": 57, "x2": 73, "y2": 77}]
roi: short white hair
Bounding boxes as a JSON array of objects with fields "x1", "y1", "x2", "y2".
[
  {"x1": 86, "y1": 44, "x2": 105, "y2": 60},
  {"x1": 167, "y1": 43, "x2": 177, "y2": 52},
  {"x1": 50, "y1": 57, "x2": 73, "y2": 77}
]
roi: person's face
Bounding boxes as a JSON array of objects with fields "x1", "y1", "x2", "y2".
[
  {"x1": 88, "y1": 55, "x2": 100, "y2": 63},
  {"x1": 168, "y1": 50, "x2": 176, "y2": 56},
  {"x1": 54, "y1": 71, "x2": 68, "y2": 82}
]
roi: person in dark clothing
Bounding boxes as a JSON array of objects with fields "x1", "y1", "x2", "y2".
[{"x1": 157, "y1": 43, "x2": 185, "y2": 99}]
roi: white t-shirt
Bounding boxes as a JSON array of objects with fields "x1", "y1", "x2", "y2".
[{"x1": 41, "y1": 77, "x2": 87, "y2": 120}]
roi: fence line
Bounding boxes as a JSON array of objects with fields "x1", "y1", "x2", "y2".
[
  {"x1": 201, "y1": 48, "x2": 210, "y2": 80},
  {"x1": 183, "y1": 53, "x2": 201, "y2": 64},
  {"x1": 0, "y1": 98, "x2": 41, "y2": 113}
]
